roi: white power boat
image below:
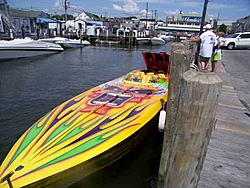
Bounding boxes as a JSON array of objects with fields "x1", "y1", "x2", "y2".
[
  {"x1": 136, "y1": 37, "x2": 151, "y2": 45},
  {"x1": 55, "y1": 38, "x2": 90, "y2": 48},
  {"x1": 158, "y1": 35, "x2": 171, "y2": 42},
  {"x1": 0, "y1": 37, "x2": 64, "y2": 60},
  {"x1": 150, "y1": 37, "x2": 165, "y2": 45},
  {"x1": 40, "y1": 37, "x2": 69, "y2": 43}
]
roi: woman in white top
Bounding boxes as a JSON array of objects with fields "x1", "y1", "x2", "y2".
[{"x1": 211, "y1": 31, "x2": 225, "y2": 72}]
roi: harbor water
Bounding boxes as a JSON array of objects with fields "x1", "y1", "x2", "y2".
[{"x1": 0, "y1": 42, "x2": 172, "y2": 188}]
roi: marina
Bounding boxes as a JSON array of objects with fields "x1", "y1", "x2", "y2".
[
  {"x1": 0, "y1": 41, "x2": 249, "y2": 187},
  {"x1": 0, "y1": 0, "x2": 250, "y2": 187}
]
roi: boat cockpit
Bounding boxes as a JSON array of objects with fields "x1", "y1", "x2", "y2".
[{"x1": 124, "y1": 70, "x2": 169, "y2": 84}]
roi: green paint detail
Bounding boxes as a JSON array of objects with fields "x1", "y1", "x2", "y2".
[
  {"x1": 10, "y1": 115, "x2": 49, "y2": 164},
  {"x1": 57, "y1": 118, "x2": 102, "y2": 145},
  {"x1": 31, "y1": 118, "x2": 135, "y2": 172},
  {"x1": 45, "y1": 116, "x2": 79, "y2": 145},
  {"x1": 36, "y1": 134, "x2": 112, "y2": 170}
]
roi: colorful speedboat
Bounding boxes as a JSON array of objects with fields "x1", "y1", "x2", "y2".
[{"x1": 0, "y1": 52, "x2": 170, "y2": 188}]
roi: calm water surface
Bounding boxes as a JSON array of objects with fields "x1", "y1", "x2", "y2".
[{"x1": 0, "y1": 42, "x2": 172, "y2": 188}]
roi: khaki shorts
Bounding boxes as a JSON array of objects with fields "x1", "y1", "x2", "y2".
[
  {"x1": 199, "y1": 56, "x2": 210, "y2": 63},
  {"x1": 211, "y1": 52, "x2": 222, "y2": 61}
]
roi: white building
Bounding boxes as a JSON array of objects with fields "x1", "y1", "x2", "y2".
[
  {"x1": 157, "y1": 11, "x2": 210, "y2": 34},
  {"x1": 75, "y1": 12, "x2": 91, "y2": 21}
]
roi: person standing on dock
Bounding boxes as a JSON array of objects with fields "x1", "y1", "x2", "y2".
[
  {"x1": 186, "y1": 24, "x2": 216, "y2": 70},
  {"x1": 211, "y1": 31, "x2": 225, "y2": 72}
]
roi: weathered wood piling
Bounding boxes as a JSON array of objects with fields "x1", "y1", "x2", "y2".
[{"x1": 157, "y1": 42, "x2": 222, "y2": 188}]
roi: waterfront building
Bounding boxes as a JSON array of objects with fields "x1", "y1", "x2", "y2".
[
  {"x1": 156, "y1": 11, "x2": 210, "y2": 35},
  {"x1": 233, "y1": 16, "x2": 250, "y2": 32},
  {"x1": 0, "y1": 2, "x2": 59, "y2": 38}
]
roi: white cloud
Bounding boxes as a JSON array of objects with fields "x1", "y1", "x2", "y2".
[
  {"x1": 113, "y1": 0, "x2": 140, "y2": 13},
  {"x1": 188, "y1": 11, "x2": 199, "y2": 15},
  {"x1": 49, "y1": 0, "x2": 85, "y2": 16},
  {"x1": 164, "y1": 9, "x2": 179, "y2": 16}
]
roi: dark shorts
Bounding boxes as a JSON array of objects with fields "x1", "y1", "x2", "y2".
[{"x1": 199, "y1": 56, "x2": 210, "y2": 63}]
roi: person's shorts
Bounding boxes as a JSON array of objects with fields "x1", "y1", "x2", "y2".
[
  {"x1": 211, "y1": 52, "x2": 222, "y2": 61},
  {"x1": 198, "y1": 56, "x2": 210, "y2": 63}
]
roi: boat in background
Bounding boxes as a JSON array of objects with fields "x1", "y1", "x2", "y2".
[
  {"x1": 41, "y1": 37, "x2": 90, "y2": 48},
  {"x1": 40, "y1": 37, "x2": 68, "y2": 44},
  {"x1": 158, "y1": 34, "x2": 171, "y2": 42},
  {"x1": 0, "y1": 37, "x2": 64, "y2": 60},
  {"x1": 0, "y1": 51, "x2": 170, "y2": 188},
  {"x1": 136, "y1": 37, "x2": 151, "y2": 45},
  {"x1": 150, "y1": 37, "x2": 165, "y2": 45},
  {"x1": 56, "y1": 38, "x2": 90, "y2": 48}
]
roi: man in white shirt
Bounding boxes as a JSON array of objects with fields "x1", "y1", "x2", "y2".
[{"x1": 187, "y1": 24, "x2": 216, "y2": 70}]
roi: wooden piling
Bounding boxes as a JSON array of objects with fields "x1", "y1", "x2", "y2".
[
  {"x1": 167, "y1": 70, "x2": 222, "y2": 187},
  {"x1": 157, "y1": 41, "x2": 223, "y2": 187},
  {"x1": 157, "y1": 42, "x2": 192, "y2": 187}
]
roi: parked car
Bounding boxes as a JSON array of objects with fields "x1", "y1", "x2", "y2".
[{"x1": 223, "y1": 32, "x2": 250, "y2": 50}]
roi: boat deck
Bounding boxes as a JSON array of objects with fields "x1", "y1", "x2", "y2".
[{"x1": 198, "y1": 61, "x2": 250, "y2": 188}]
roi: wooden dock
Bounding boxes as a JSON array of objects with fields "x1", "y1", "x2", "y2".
[{"x1": 198, "y1": 61, "x2": 250, "y2": 188}]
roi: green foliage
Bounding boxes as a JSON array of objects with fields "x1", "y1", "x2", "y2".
[
  {"x1": 218, "y1": 24, "x2": 227, "y2": 33},
  {"x1": 52, "y1": 14, "x2": 73, "y2": 20},
  {"x1": 85, "y1": 12, "x2": 99, "y2": 19}
]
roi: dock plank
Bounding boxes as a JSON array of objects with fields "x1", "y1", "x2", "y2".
[{"x1": 198, "y1": 61, "x2": 250, "y2": 188}]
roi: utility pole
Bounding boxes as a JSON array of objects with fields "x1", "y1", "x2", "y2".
[
  {"x1": 104, "y1": 12, "x2": 107, "y2": 20},
  {"x1": 146, "y1": 2, "x2": 148, "y2": 29},
  {"x1": 194, "y1": 0, "x2": 209, "y2": 65},
  {"x1": 0, "y1": 16, "x2": 2, "y2": 40},
  {"x1": 64, "y1": 0, "x2": 69, "y2": 23},
  {"x1": 217, "y1": 12, "x2": 220, "y2": 21},
  {"x1": 4, "y1": 0, "x2": 13, "y2": 39},
  {"x1": 154, "y1": 10, "x2": 157, "y2": 28}
]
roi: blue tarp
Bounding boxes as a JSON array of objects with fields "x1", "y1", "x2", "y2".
[
  {"x1": 88, "y1": 21, "x2": 101, "y2": 26},
  {"x1": 36, "y1": 18, "x2": 58, "y2": 23}
]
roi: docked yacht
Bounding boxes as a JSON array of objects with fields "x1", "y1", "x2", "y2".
[
  {"x1": 56, "y1": 39, "x2": 90, "y2": 48},
  {"x1": 41, "y1": 37, "x2": 90, "y2": 48},
  {"x1": 40, "y1": 37, "x2": 68, "y2": 43},
  {"x1": 136, "y1": 37, "x2": 151, "y2": 45},
  {"x1": 158, "y1": 34, "x2": 171, "y2": 42},
  {"x1": 150, "y1": 37, "x2": 165, "y2": 45},
  {"x1": 0, "y1": 37, "x2": 64, "y2": 60}
]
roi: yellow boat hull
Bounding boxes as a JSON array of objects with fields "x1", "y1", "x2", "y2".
[{"x1": 0, "y1": 69, "x2": 169, "y2": 188}]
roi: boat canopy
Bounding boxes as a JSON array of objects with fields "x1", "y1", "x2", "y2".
[{"x1": 36, "y1": 17, "x2": 59, "y2": 23}]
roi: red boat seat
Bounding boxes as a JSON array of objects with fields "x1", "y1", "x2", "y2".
[{"x1": 142, "y1": 52, "x2": 170, "y2": 74}]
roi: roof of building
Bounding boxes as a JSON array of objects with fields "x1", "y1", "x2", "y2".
[{"x1": 10, "y1": 9, "x2": 44, "y2": 18}]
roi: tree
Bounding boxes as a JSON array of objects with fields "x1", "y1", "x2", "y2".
[
  {"x1": 52, "y1": 14, "x2": 73, "y2": 21},
  {"x1": 219, "y1": 23, "x2": 227, "y2": 33}
]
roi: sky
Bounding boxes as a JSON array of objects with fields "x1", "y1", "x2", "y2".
[{"x1": 4, "y1": 0, "x2": 250, "y2": 21}]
